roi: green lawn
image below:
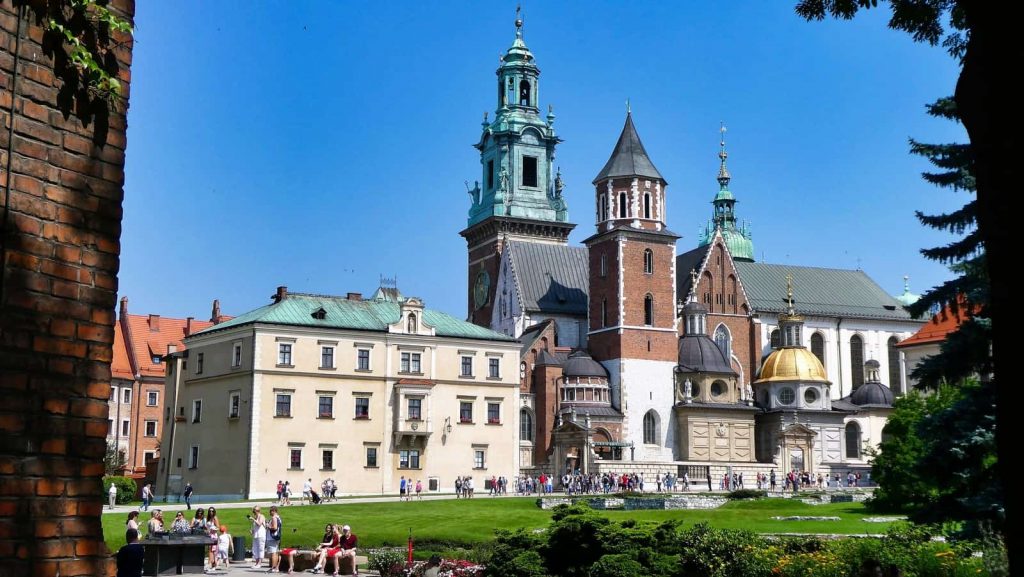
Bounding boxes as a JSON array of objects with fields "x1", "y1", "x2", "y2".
[{"x1": 103, "y1": 496, "x2": 897, "y2": 557}]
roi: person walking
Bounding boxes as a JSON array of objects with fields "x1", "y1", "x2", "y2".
[
  {"x1": 183, "y1": 482, "x2": 193, "y2": 510},
  {"x1": 140, "y1": 484, "x2": 150, "y2": 512},
  {"x1": 415, "y1": 479, "x2": 423, "y2": 500},
  {"x1": 108, "y1": 481, "x2": 117, "y2": 510}
]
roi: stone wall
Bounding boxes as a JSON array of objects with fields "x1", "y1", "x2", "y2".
[{"x1": 0, "y1": 2, "x2": 134, "y2": 576}]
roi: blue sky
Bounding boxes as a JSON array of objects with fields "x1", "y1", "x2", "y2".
[{"x1": 119, "y1": 1, "x2": 966, "y2": 320}]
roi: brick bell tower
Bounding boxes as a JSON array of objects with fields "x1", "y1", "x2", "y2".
[
  {"x1": 585, "y1": 111, "x2": 680, "y2": 460},
  {"x1": 460, "y1": 12, "x2": 574, "y2": 327}
]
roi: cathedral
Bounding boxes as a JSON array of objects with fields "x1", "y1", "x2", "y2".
[{"x1": 460, "y1": 18, "x2": 923, "y2": 478}]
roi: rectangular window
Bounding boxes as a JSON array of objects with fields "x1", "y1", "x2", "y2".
[
  {"x1": 276, "y1": 393, "x2": 292, "y2": 417},
  {"x1": 461, "y1": 356, "x2": 473, "y2": 377},
  {"x1": 109, "y1": 386, "x2": 116, "y2": 401},
  {"x1": 196, "y1": 352, "x2": 204, "y2": 374},
  {"x1": 321, "y1": 346, "x2": 334, "y2": 369},
  {"x1": 232, "y1": 343, "x2": 242, "y2": 367},
  {"x1": 188, "y1": 445, "x2": 199, "y2": 469},
  {"x1": 460, "y1": 401, "x2": 473, "y2": 423},
  {"x1": 143, "y1": 451, "x2": 155, "y2": 463},
  {"x1": 122, "y1": 388, "x2": 132, "y2": 404},
  {"x1": 289, "y1": 448, "x2": 302, "y2": 470},
  {"x1": 192, "y1": 399, "x2": 202, "y2": 423},
  {"x1": 408, "y1": 398, "x2": 422, "y2": 420},
  {"x1": 489, "y1": 358, "x2": 500, "y2": 378},
  {"x1": 366, "y1": 446, "x2": 378, "y2": 468},
  {"x1": 399, "y1": 449, "x2": 420, "y2": 469},
  {"x1": 107, "y1": 419, "x2": 113, "y2": 435},
  {"x1": 144, "y1": 420, "x2": 157, "y2": 437},
  {"x1": 354, "y1": 397, "x2": 370, "y2": 419},
  {"x1": 400, "y1": 352, "x2": 421, "y2": 373},
  {"x1": 487, "y1": 159, "x2": 495, "y2": 190},
  {"x1": 522, "y1": 156, "x2": 538, "y2": 187},
  {"x1": 474, "y1": 449, "x2": 485, "y2": 469},
  {"x1": 411, "y1": 353, "x2": 421, "y2": 373},
  {"x1": 318, "y1": 396, "x2": 333, "y2": 419},
  {"x1": 600, "y1": 253, "x2": 607, "y2": 277},
  {"x1": 357, "y1": 349, "x2": 370, "y2": 371},
  {"x1": 400, "y1": 353, "x2": 409, "y2": 373},
  {"x1": 487, "y1": 402, "x2": 500, "y2": 424},
  {"x1": 322, "y1": 449, "x2": 334, "y2": 471},
  {"x1": 278, "y1": 343, "x2": 292, "y2": 366},
  {"x1": 228, "y1": 392, "x2": 240, "y2": 418},
  {"x1": 147, "y1": 391, "x2": 158, "y2": 407}
]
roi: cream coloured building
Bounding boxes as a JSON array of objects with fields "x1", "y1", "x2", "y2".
[{"x1": 157, "y1": 286, "x2": 520, "y2": 501}]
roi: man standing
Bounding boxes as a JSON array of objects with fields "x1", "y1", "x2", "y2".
[
  {"x1": 706, "y1": 471, "x2": 712, "y2": 492},
  {"x1": 116, "y1": 528, "x2": 145, "y2": 577},
  {"x1": 399, "y1": 476, "x2": 407, "y2": 501},
  {"x1": 108, "y1": 481, "x2": 117, "y2": 510},
  {"x1": 183, "y1": 482, "x2": 194, "y2": 510}
]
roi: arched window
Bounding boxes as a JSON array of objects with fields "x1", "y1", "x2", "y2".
[
  {"x1": 643, "y1": 294, "x2": 653, "y2": 326},
  {"x1": 619, "y1": 192, "x2": 627, "y2": 218},
  {"x1": 520, "y1": 409, "x2": 534, "y2": 442},
  {"x1": 600, "y1": 195, "x2": 608, "y2": 221},
  {"x1": 519, "y1": 79, "x2": 531, "y2": 106},
  {"x1": 643, "y1": 249, "x2": 653, "y2": 274},
  {"x1": 850, "y1": 335, "x2": 865, "y2": 388},
  {"x1": 845, "y1": 421, "x2": 862, "y2": 459},
  {"x1": 643, "y1": 193, "x2": 651, "y2": 218},
  {"x1": 810, "y1": 332, "x2": 825, "y2": 365},
  {"x1": 728, "y1": 275, "x2": 738, "y2": 313},
  {"x1": 407, "y1": 313, "x2": 417, "y2": 333},
  {"x1": 714, "y1": 324, "x2": 731, "y2": 361},
  {"x1": 887, "y1": 336, "x2": 901, "y2": 389},
  {"x1": 643, "y1": 410, "x2": 659, "y2": 444},
  {"x1": 770, "y1": 329, "x2": 780, "y2": 349}
]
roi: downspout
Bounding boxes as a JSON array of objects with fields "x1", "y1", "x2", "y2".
[{"x1": 835, "y1": 318, "x2": 844, "y2": 398}]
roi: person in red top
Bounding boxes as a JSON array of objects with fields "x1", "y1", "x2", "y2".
[
  {"x1": 311, "y1": 524, "x2": 338, "y2": 574},
  {"x1": 330, "y1": 524, "x2": 358, "y2": 576}
]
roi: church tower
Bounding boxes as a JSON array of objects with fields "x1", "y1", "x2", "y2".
[
  {"x1": 585, "y1": 111, "x2": 679, "y2": 460},
  {"x1": 460, "y1": 13, "x2": 574, "y2": 327},
  {"x1": 698, "y1": 125, "x2": 754, "y2": 261}
]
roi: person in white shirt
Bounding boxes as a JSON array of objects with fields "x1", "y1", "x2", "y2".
[
  {"x1": 108, "y1": 482, "x2": 117, "y2": 509},
  {"x1": 302, "y1": 479, "x2": 312, "y2": 505}
]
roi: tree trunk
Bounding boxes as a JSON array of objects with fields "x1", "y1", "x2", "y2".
[{"x1": 955, "y1": 2, "x2": 1015, "y2": 567}]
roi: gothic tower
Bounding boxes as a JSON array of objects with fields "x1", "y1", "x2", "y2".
[
  {"x1": 585, "y1": 111, "x2": 679, "y2": 460},
  {"x1": 461, "y1": 15, "x2": 574, "y2": 327},
  {"x1": 698, "y1": 124, "x2": 754, "y2": 261}
]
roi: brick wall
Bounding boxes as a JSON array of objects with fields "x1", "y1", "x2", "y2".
[{"x1": 0, "y1": 2, "x2": 134, "y2": 575}]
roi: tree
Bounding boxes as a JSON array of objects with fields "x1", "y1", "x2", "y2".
[
  {"x1": 104, "y1": 441, "x2": 126, "y2": 476},
  {"x1": 794, "y1": 0, "x2": 1013, "y2": 560}
]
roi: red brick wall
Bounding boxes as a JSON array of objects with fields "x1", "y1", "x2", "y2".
[
  {"x1": 695, "y1": 237, "x2": 760, "y2": 383},
  {"x1": 466, "y1": 235, "x2": 502, "y2": 327},
  {"x1": 0, "y1": 2, "x2": 134, "y2": 575},
  {"x1": 593, "y1": 177, "x2": 666, "y2": 232},
  {"x1": 128, "y1": 378, "x2": 163, "y2": 474}
]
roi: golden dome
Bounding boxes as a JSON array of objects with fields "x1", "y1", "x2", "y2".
[{"x1": 756, "y1": 347, "x2": 829, "y2": 384}]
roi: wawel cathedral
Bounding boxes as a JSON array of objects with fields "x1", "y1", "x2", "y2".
[{"x1": 460, "y1": 18, "x2": 924, "y2": 479}]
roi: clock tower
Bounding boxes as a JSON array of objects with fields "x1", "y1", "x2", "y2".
[{"x1": 460, "y1": 14, "x2": 575, "y2": 327}]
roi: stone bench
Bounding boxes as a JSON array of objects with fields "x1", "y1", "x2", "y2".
[{"x1": 279, "y1": 549, "x2": 367, "y2": 574}]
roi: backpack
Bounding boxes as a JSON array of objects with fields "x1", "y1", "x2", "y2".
[{"x1": 270, "y1": 516, "x2": 282, "y2": 541}]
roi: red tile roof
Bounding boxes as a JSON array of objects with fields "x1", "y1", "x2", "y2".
[
  {"x1": 111, "y1": 323, "x2": 134, "y2": 380},
  {"x1": 125, "y1": 314, "x2": 216, "y2": 378},
  {"x1": 897, "y1": 302, "x2": 974, "y2": 348}
]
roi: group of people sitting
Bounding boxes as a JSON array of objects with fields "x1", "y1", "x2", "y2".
[{"x1": 299, "y1": 523, "x2": 358, "y2": 575}]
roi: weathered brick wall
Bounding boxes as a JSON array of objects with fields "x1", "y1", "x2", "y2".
[{"x1": 0, "y1": 2, "x2": 134, "y2": 575}]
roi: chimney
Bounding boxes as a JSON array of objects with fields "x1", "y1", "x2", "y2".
[
  {"x1": 347, "y1": 292, "x2": 362, "y2": 301},
  {"x1": 119, "y1": 296, "x2": 129, "y2": 318},
  {"x1": 148, "y1": 314, "x2": 160, "y2": 331},
  {"x1": 273, "y1": 286, "x2": 288, "y2": 303},
  {"x1": 211, "y1": 299, "x2": 222, "y2": 323},
  {"x1": 185, "y1": 317, "x2": 194, "y2": 336},
  {"x1": 167, "y1": 343, "x2": 177, "y2": 354}
]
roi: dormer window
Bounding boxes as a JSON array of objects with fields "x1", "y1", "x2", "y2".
[
  {"x1": 152, "y1": 355, "x2": 161, "y2": 364},
  {"x1": 311, "y1": 307, "x2": 327, "y2": 320}
]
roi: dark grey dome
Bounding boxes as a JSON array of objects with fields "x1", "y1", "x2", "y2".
[
  {"x1": 682, "y1": 300, "x2": 707, "y2": 316},
  {"x1": 563, "y1": 350, "x2": 608, "y2": 378},
  {"x1": 677, "y1": 335, "x2": 735, "y2": 375},
  {"x1": 850, "y1": 381, "x2": 894, "y2": 407}
]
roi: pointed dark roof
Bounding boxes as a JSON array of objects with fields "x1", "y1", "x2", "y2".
[{"x1": 593, "y1": 113, "x2": 664, "y2": 183}]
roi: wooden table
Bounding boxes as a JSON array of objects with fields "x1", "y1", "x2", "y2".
[{"x1": 140, "y1": 535, "x2": 214, "y2": 575}]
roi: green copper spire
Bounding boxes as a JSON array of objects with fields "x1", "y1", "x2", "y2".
[
  {"x1": 698, "y1": 123, "x2": 755, "y2": 261},
  {"x1": 894, "y1": 275, "x2": 921, "y2": 307},
  {"x1": 465, "y1": 12, "x2": 568, "y2": 227}
]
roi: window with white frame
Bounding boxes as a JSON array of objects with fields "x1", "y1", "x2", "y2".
[
  {"x1": 196, "y1": 352, "x2": 204, "y2": 374},
  {"x1": 109, "y1": 386, "x2": 116, "y2": 401},
  {"x1": 400, "y1": 352, "x2": 421, "y2": 373},
  {"x1": 228, "y1": 391, "x2": 240, "y2": 418},
  {"x1": 474, "y1": 449, "x2": 486, "y2": 469},
  {"x1": 461, "y1": 356, "x2": 473, "y2": 377},
  {"x1": 122, "y1": 388, "x2": 132, "y2": 404},
  {"x1": 146, "y1": 390, "x2": 158, "y2": 407},
  {"x1": 289, "y1": 448, "x2": 302, "y2": 469},
  {"x1": 278, "y1": 343, "x2": 292, "y2": 366},
  {"x1": 321, "y1": 346, "x2": 334, "y2": 369},
  {"x1": 460, "y1": 401, "x2": 473, "y2": 423},
  {"x1": 144, "y1": 420, "x2": 157, "y2": 437},
  {"x1": 192, "y1": 399, "x2": 202, "y2": 423},
  {"x1": 188, "y1": 445, "x2": 199, "y2": 469},
  {"x1": 488, "y1": 357, "x2": 500, "y2": 378},
  {"x1": 276, "y1": 393, "x2": 292, "y2": 417},
  {"x1": 399, "y1": 449, "x2": 420, "y2": 469},
  {"x1": 231, "y1": 342, "x2": 242, "y2": 367},
  {"x1": 487, "y1": 402, "x2": 500, "y2": 424},
  {"x1": 121, "y1": 419, "x2": 130, "y2": 436},
  {"x1": 107, "y1": 419, "x2": 113, "y2": 435},
  {"x1": 354, "y1": 397, "x2": 370, "y2": 419},
  {"x1": 357, "y1": 348, "x2": 370, "y2": 371},
  {"x1": 407, "y1": 398, "x2": 422, "y2": 420},
  {"x1": 366, "y1": 446, "x2": 378, "y2": 468},
  {"x1": 143, "y1": 451, "x2": 155, "y2": 463},
  {"x1": 322, "y1": 449, "x2": 334, "y2": 470},
  {"x1": 318, "y1": 395, "x2": 333, "y2": 419}
]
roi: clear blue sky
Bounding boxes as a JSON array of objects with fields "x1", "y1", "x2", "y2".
[{"x1": 119, "y1": 1, "x2": 966, "y2": 321}]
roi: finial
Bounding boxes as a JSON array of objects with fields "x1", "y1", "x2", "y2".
[
  {"x1": 515, "y1": 4, "x2": 523, "y2": 38},
  {"x1": 690, "y1": 268, "x2": 699, "y2": 287},
  {"x1": 482, "y1": 111, "x2": 488, "y2": 127},
  {"x1": 717, "y1": 122, "x2": 731, "y2": 187},
  {"x1": 785, "y1": 273, "x2": 794, "y2": 312},
  {"x1": 903, "y1": 274, "x2": 910, "y2": 292},
  {"x1": 547, "y1": 104, "x2": 555, "y2": 124},
  {"x1": 626, "y1": 98, "x2": 631, "y2": 114}
]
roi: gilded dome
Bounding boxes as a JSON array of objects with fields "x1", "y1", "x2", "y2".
[{"x1": 755, "y1": 347, "x2": 829, "y2": 384}]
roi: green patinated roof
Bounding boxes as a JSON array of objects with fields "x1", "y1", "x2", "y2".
[
  {"x1": 714, "y1": 188, "x2": 735, "y2": 202},
  {"x1": 195, "y1": 292, "x2": 515, "y2": 342}
]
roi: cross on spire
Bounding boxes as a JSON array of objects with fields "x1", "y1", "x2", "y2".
[{"x1": 785, "y1": 273, "x2": 794, "y2": 312}]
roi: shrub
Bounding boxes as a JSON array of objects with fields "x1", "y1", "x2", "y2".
[
  {"x1": 588, "y1": 554, "x2": 644, "y2": 577},
  {"x1": 367, "y1": 548, "x2": 405, "y2": 577},
  {"x1": 545, "y1": 503, "x2": 611, "y2": 577},
  {"x1": 727, "y1": 489, "x2": 766, "y2": 500},
  {"x1": 677, "y1": 522, "x2": 777, "y2": 577},
  {"x1": 486, "y1": 529, "x2": 547, "y2": 577},
  {"x1": 103, "y1": 476, "x2": 137, "y2": 504}
]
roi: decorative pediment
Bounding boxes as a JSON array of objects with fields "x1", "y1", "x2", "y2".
[{"x1": 780, "y1": 422, "x2": 818, "y2": 439}]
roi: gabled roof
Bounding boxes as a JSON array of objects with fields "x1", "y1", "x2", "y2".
[
  {"x1": 196, "y1": 292, "x2": 515, "y2": 342},
  {"x1": 593, "y1": 113, "x2": 664, "y2": 183},
  {"x1": 506, "y1": 241, "x2": 589, "y2": 316},
  {"x1": 897, "y1": 302, "x2": 973, "y2": 348},
  {"x1": 734, "y1": 262, "x2": 917, "y2": 321},
  {"x1": 111, "y1": 323, "x2": 134, "y2": 380},
  {"x1": 675, "y1": 245, "x2": 711, "y2": 300},
  {"x1": 125, "y1": 314, "x2": 216, "y2": 379}
]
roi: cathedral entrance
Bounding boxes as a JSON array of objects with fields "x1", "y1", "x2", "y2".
[{"x1": 790, "y1": 447, "x2": 804, "y2": 472}]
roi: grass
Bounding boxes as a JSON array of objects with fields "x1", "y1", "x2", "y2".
[{"x1": 103, "y1": 496, "x2": 896, "y2": 557}]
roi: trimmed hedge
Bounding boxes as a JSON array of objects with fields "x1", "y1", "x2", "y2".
[{"x1": 103, "y1": 476, "x2": 137, "y2": 504}]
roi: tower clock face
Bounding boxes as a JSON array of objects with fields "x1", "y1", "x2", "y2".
[{"x1": 473, "y1": 270, "x2": 491, "y2": 310}]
